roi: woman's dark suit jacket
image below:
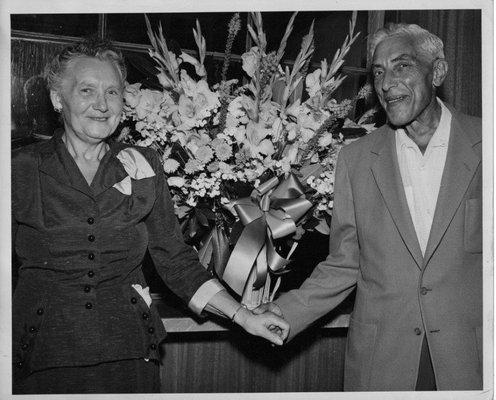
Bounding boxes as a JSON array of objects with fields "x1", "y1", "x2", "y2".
[{"x1": 12, "y1": 131, "x2": 213, "y2": 380}]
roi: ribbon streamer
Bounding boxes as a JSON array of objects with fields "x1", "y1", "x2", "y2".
[
  {"x1": 198, "y1": 226, "x2": 230, "y2": 277},
  {"x1": 221, "y1": 174, "x2": 312, "y2": 296}
]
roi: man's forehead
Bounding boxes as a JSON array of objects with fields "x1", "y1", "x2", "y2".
[{"x1": 372, "y1": 36, "x2": 418, "y2": 64}]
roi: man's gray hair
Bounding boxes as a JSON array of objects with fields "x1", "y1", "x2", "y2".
[
  {"x1": 369, "y1": 23, "x2": 445, "y2": 63},
  {"x1": 45, "y1": 37, "x2": 127, "y2": 91}
]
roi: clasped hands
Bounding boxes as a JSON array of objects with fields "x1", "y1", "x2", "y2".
[{"x1": 233, "y1": 302, "x2": 289, "y2": 346}]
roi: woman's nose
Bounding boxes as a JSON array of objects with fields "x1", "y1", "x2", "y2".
[{"x1": 93, "y1": 92, "x2": 108, "y2": 112}]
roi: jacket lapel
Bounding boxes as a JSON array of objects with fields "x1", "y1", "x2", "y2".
[
  {"x1": 423, "y1": 112, "x2": 481, "y2": 266},
  {"x1": 90, "y1": 146, "x2": 128, "y2": 197},
  {"x1": 37, "y1": 134, "x2": 128, "y2": 198},
  {"x1": 370, "y1": 127, "x2": 424, "y2": 269},
  {"x1": 38, "y1": 134, "x2": 94, "y2": 198}
]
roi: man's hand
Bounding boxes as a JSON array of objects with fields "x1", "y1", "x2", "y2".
[
  {"x1": 252, "y1": 302, "x2": 283, "y2": 317},
  {"x1": 234, "y1": 307, "x2": 289, "y2": 346}
]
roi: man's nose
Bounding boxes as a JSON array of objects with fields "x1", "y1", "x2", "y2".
[
  {"x1": 93, "y1": 92, "x2": 108, "y2": 112},
  {"x1": 381, "y1": 70, "x2": 397, "y2": 92}
]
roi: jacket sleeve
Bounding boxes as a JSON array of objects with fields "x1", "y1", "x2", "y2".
[
  {"x1": 274, "y1": 148, "x2": 360, "y2": 340},
  {"x1": 142, "y1": 148, "x2": 215, "y2": 306}
]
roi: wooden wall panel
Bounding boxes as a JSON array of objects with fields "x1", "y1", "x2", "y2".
[
  {"x1": 160, "y1": 328, "x2": 347, "y2": 393},
  {"x1": 11, "y1": 39, "x2": 64, "y2": 143}
]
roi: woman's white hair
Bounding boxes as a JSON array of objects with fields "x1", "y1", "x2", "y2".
[
  {"x1": 45, "y1": 37, "x2": 127, "y2": 91},
  {"x1": 369, "y1": 23, "x2": 445, "y2": 64}
]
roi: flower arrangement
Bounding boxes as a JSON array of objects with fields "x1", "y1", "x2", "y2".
[{"x1": 120, "y1": 12, "x2": 377, "y2": 308}]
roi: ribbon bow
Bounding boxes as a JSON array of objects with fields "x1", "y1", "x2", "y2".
[{"x1": 221, "y1": 174, "x2": 312, "y2": 295}]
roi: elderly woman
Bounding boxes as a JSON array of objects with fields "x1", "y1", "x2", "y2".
[{"x1": 12, "y1": 38, "x2": 288, "y2": 394}]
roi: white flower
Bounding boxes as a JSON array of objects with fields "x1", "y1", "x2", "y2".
[
  {"x1": 233, "y1": 126, "x2": 247, "y2": 145},
  {"x1": 179, "y1": 52, "x2": 206, "y2": 77},
  {"x1": 163, "y1": 158, "x2": 180, "y2": 173},
  {"x1": 227, "y1": 96, "x2": 245, "y2": 117},
  {"x1": 242, "y1": 120, "x2": 275, "y2": 158},
  {"x1": 176, "y1": 71, "x2": 220, "y2": 131},
  {"x1": 195, "y1": 145, "x2": 214, "y2": 163},
  {"x1": 317, "y1": 203, "x2": 328, "y2": 211},
  {"x1": 186, "y1": 196, "x2": 198, "y2": 207},
  {"x1": 123, "y1": 83, "x2": 142, "y2": 109},
  {"x1": 184, "y1": 159, "x2": 202, "y2": 174},
  {"x1": 284, "y1": 144, "x2": 299, "y2": 165},
  {"x1": 241, "y1": 47, "x2": 259, "y2": 78},
  {"x1": 212, "y1": 140, "x2": 233, "y2": 161},
  {"x1": 305, "y1": 69, "x2": 322, "y2": 97},
  {"x1": 135, "y1": 89, "x2": 163, "y2": 120},
  {"x1": 157, "y1": 70, "x2": 175, "y2": 90},
  {"x1": 318, "y1": 132, "x2": 334, "y2": 148},
  {"x1": 271, "y1": 118, "x2": 284, "y2": 142},
  {"x1": 167, "y1": 176, "x2": 186, "y2": 187},
  {"x1": 285, "y1": 99, "x2": 302, "y2": 119}
]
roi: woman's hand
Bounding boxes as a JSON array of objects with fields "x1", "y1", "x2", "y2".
[{"x1": 233, "y1": 307, "x2": 289, "y2": 346}]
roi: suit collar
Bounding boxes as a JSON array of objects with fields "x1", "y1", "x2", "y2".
[
  {"x1": 370, "y1": 108, "x2": 480, "y2": 268},
  {"x1": 370, "y1": 125, "x2": 424, "y2": 268},
  {"x1": 38, "y1": 130, "x2": 128, "y2": 198},
  {"x1": 423, "y1": 109, "x2": 481, "y2": 264}
]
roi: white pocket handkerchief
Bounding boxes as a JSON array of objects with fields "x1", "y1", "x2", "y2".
[
  {"x1": 131, "y1": 284, "x2": 152, "y2": 307},
  {"x1": 113, "y1": 175, "x2": 132, "y2": 195},
  {"x1": 116, "y1": 148, "x2": 156, "y2": 180},
  {"x1": 113, "y1": 148, "x2": 156, "y2": 195}
]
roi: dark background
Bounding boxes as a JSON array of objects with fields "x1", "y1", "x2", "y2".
[{"x1": 11, "y1": 9, "x2": 482, "y2": 307}]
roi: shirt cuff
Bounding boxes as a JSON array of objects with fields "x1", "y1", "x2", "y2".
[{"x1": 187, "y1": 279, "x2": 225, "y2": 316}]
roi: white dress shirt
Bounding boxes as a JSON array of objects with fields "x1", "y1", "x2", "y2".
[{"x1": 395, "y1": 99, "x2": 452, "y2": 255}]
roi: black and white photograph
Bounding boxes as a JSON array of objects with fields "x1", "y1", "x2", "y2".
[{"x1": 1, "y1": 0, "x2": 492, "y2": 398}]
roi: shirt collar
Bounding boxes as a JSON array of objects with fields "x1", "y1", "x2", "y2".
[{"x1": 395, "y1": 97, "x2": 452, "y2": 149}]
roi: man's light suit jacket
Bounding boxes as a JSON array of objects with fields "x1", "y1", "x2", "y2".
[{"x1": 275, "y1": 107, "x2": 482, "y2": 391}]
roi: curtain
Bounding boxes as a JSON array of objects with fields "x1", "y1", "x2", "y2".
[{"x1": 385, "y1": 9, "x2": 482, "y2": 117}]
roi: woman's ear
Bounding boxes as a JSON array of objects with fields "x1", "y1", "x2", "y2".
[
  {"x1": 432, "y1": 59, "x2": 448, "y2": 87},
  {"x1": 50, "y1": 90, "x2": 63, "y2": 112}
]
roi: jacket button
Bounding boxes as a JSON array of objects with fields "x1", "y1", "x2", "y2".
[
  {"x1": 88, "y1": 253, "x2": 95, "y2": 260},
  {"x1": 420, "y1": 287, "x2": 429, "y2": 295},
  {"x1": 142, "y1": 312, "x2": 149, "y2": 320},
  {"x1": 84, "y1": 285, "x2": 91, "y2": 293},
  {"x1": 131, "y1": 297, "x2": 137, "y2": 304},
  {"x1": 16, "y1": 361, "x2": 23, "y2": 368},
  {"x1": 150, "y1": 343, "x2": 157, "y2": 350},
  {"x1": 414, "y1": 327, "x2": 422, "y2": 335},
  {"x1": 87, "y1": 217, "x2": 95, "y2": 225},
  {"x1": 88, "y1": 234, "x2": 95, "y2": 242},
  {"x1": 21, "y1": 343, "x2": 29, "y2": 350},
  {"x1": 29, "y1": 326, "x2": 37, "y2": 333},
  {"x1": 85, "y1": 302, "x2": 93, "y2": 309},
  {"x1": 36, "y1": 308, "x2": 44, "y2": 315},
  {"x1": 148, "y1": 327, "x2": 155, "y2": 334},
  {"x1": 88, "y1": 270, "x2": 95, "y2": 278}
]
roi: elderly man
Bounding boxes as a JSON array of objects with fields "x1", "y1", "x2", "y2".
[{"x1": 258, "y1": 23, "x2": 482, "y2": 391}]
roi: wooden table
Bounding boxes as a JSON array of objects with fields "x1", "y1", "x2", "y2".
[{"x1": 156, "y1": 299, "x2": 351, "y2": 393}]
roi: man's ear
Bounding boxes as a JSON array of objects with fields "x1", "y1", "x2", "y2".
[
  {"x1": 432, "y1": 59, "x2": 448, "y2": 87},
  {"x1": 50, "y1": 90, "x2": 63, "y2": 112}
]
